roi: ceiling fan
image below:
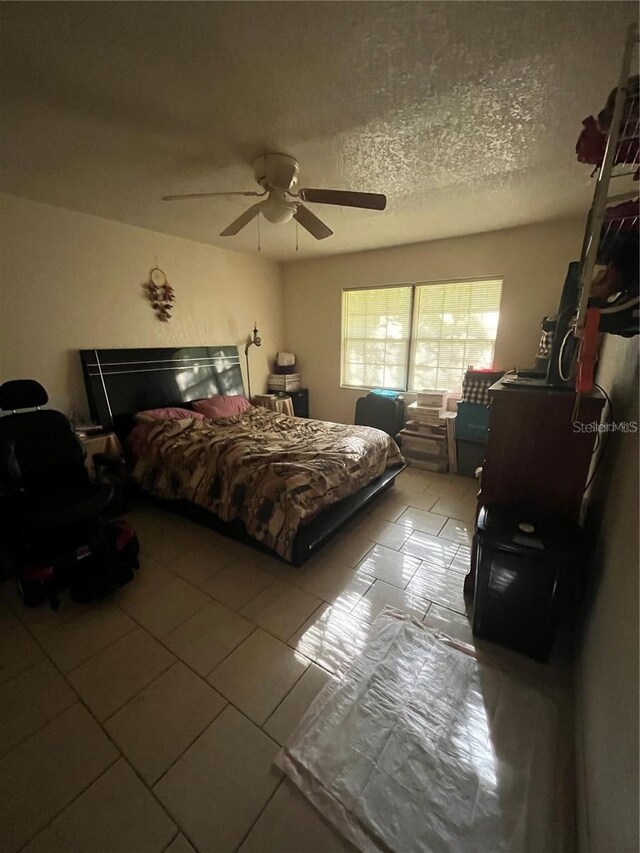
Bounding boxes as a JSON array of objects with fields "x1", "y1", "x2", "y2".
[{"x1": 161, "y1": 153, "x2": 386, "y2": 240}]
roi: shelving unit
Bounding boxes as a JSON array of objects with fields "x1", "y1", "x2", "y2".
[{"x1": 575, "y1": 23, "x2": 639, "y2": 339}]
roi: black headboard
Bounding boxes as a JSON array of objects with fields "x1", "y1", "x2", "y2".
[{"x1": 80, "y1": 346, "x2": 245, "y2": 435}]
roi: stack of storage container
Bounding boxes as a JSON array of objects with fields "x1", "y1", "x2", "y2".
[
  {"x1": 268, "y1": 373, "x2": 301, "y2": 392},
  {"x1": 399, "y1": 390, "x2": 450, "y2": 472},
  {"x1": 455, "y1": 370, "x2": 504, "y2": 477}
]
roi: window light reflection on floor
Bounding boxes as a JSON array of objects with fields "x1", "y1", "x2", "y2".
[{"x1": 291, "y1": 606, "x2": 371, "y2": 675}]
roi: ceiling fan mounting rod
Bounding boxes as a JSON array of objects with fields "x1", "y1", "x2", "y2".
[{"x1": 252, "y1": 153, "x2": 300, "y2": 192}]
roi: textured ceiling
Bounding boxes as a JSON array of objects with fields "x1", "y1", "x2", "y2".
[{"x1": 0, "y1": 2, "x2": 637, "y2": 261}]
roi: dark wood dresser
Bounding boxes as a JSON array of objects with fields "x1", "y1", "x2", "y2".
[{"x1": 478, "y1": 378, "x2": 605, "y2": 523}]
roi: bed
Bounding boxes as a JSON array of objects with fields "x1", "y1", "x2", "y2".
[{"x1": 80, "y1": 346, "x2": 405, "y2": 565}]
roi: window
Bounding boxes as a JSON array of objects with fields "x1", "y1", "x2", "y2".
[
  {"x1": 341, "y1": 278, "x2": 502, "y2": 392},
  {"x1": 341, "y1": 286, "x2": 413, "y2": 390},
  {"x1": 410, "y1": 279, "x2": 503, "y2": 391}
]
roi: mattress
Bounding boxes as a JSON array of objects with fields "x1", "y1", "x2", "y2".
[{"x1": 130, "y1": 407, "x2": 404, "y2": 560}]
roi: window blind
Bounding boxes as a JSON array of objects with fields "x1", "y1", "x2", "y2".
[
  {"x1": 341, "y1": 286, "x2": 413, "y2": 390},
  {"x1": 409, "y1": 279, "x2": 502, "y2": 391}
]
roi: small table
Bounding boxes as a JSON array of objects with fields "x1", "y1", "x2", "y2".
[
  {"x1": 253, "y1": 394, "x2": 294, "y2": 416},
  {"x1": 77, "y1": 431, "x2": 123, "y2": 479}
]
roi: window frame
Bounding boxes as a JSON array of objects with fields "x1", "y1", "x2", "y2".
[
  {"x1": 340, "y1": 276, "x2": 503, "y2": 393},
  {"x1": 340, "y1": 282, "x2": 415, "y2": 392}
]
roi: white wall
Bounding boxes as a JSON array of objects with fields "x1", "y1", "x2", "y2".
[
  {"x1": 0, "y1": 194, "x2": 284, "y2": 416},
  {"x1": 575, "y1": 334, "x2": 639, "y2": 853},
  {"x1": 282, "y1": 217, "x2": 585, "y2": 423}
]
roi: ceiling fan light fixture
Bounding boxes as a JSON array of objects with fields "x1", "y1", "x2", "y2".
[{"x1": 260, "y1": 194, "x2": 297, "y2": 224}]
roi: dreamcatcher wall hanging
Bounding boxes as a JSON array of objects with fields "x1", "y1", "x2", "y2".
[{"x1": 144, "y1": 266, "x2": 175, "y2": 322}]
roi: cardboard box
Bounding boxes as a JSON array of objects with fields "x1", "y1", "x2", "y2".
[
  {"x1": 416, "y1": 389, "x2": 449, "y2": 407},
  {"x1": 407, "y1": 401, "x2": 446, "y2": 424},
  {"x1": 399, "y1": 430, "x2": 447, "y2": 457}
]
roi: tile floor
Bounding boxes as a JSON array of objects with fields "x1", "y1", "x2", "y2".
[{"x1": 0, "y1": 468, "x2": 573, "y2": 852}]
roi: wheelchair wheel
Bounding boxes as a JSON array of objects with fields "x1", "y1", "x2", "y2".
[{"x1": 16, "y1": 578, "x2": 48, "y2": 608}]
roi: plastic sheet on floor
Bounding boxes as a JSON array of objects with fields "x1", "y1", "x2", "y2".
[{"x1": 276, "y1": 608, "x2": 560, "y2": 853}]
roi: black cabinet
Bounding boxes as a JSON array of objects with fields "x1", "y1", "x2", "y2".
[
  {"x1": 289, "y1": 389, "x2": 309, "y2": 418},
  {"x1": 472, "y1": 505, "x2": 581, "y2": 661}
]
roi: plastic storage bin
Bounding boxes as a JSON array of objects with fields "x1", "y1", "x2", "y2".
[
  {"x1": 472, "y1": 505, "x2": 580, "y2": 660},
  {"x1": 456, "y1": 439, "x2": 485, "y2": 478},
  {"x1": 455, "y1": 402, "x2": 491, "y2": 442}
]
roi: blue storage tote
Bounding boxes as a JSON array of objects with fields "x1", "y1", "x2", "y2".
[
  {"x1": 455, "y1": 402, "x2": 491, "y2": 443},
  {"x1": 456, "y1": 439, "x2": 486, "y2": 478}
]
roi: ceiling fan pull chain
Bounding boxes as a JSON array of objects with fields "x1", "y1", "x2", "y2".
[
  {"x1": 257, "y1": 212, "x2": 261, "y2": 252},
  {"x1": 296, "y1": 220, "x2": 299, "y2": 252}
]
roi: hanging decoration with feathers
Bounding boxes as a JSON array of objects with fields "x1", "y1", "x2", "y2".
[{"x1": 144, "y1": 267, "x2": 175, "y2": 322}]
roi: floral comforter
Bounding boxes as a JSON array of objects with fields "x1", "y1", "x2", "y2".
[{"x1": 131, "y1": 407, "x2": 404, "y2": 561}]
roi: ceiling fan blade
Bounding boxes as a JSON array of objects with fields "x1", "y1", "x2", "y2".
[
  {"x1": 293, "y1": 204, "x2": 333, "y2": 240},
  {"x1": 219, "y1": 202, "x2": 265, "y2": 236},
  {"x1": 297, "y1": 188, "x2": 386, "y2": 211},
  {"x1": 162, "y1": 190, "x2": 265, "y2": 201}
]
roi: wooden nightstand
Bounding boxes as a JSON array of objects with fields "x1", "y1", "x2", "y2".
[
  {"x1": 253, "y1": 394, "x2": 294, "y2": 416},
  {"x1": 76, "y1": 431, "x2": 123, "y2": 479}
]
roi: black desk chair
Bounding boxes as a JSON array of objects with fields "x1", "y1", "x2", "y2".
[{"x1": 0, "y1": 380, "x2": 116, "y2": 604}]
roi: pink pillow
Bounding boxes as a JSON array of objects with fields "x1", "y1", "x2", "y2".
[
  {"x1": 192, "y1": 395, "x2": 252, "y2": 419},
  {"x1": 134, "y1": 407, "x2": 204, "y2": 424},
  {"x1": 129, "y1": 423, "x2": 154, "y2": 457}
]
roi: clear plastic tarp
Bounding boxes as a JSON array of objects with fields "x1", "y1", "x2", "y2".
[{"x1": 277, "y1": 609, "x2": 561, "y2": 853}]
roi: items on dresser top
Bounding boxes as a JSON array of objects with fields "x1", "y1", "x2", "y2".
[{"x1": 273, "y1": 352, "x2": 297, "y2": 374}]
